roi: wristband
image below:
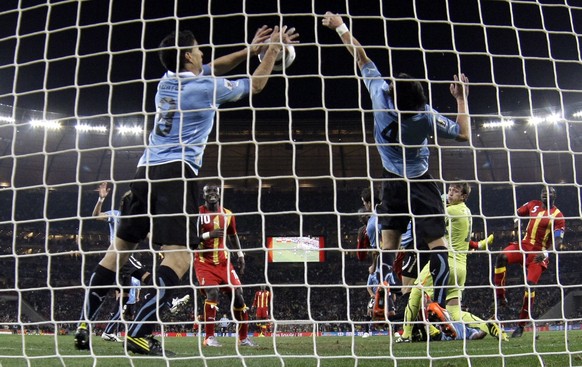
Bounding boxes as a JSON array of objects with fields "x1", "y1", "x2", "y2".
[
  {"x1": 97, "y1": 197, "x2": 105, "y2": 203},
  {"x1": 336, "y1": 24, "x2": 349, "y2": 37},
  {"x1": 237, "y1": 251, "x2": 244, "y2": 258},
  {"x1": 202, "y1": 232, "x2": 210, "y2": 240}
]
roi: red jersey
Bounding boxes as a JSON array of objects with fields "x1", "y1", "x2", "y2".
[
  {"x1": 252, "y1": 290, "x2": 271, "y2": 309},
  {"x1": 196, "y1": 205, "x2": 237, "y2": 265},
  {"x1": 356, "y1": 224, "x2": 370, "y2": 261},
  {"x1": 517, "y1": 200, "x2": 565, "y2": 251}
]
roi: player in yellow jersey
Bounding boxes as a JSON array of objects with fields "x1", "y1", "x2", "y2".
[{"x1": 396, "y1": 182, "x2": 507, "y2": 342}]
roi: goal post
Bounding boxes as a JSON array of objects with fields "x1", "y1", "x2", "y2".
[{"x1": 1, "y1": 1, "x2": 581, "y2": 366}]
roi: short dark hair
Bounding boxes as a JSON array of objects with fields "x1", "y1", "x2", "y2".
[
  {"x1": 543, "y1": 186, "x2": 557, "y2": 196},
  {"x1": 360, "y1": 187, "x2": 380, "y2": 204},
  {"x1": 158, "y1": 30, "x2": 196, "y2": 72},
  {"x1": 203, "y1": 182, "x2": 221, "y2": 193},
  {"x1": 360, "y1": 188, "x2": 372, "y2": 203},
  {"x1": 390, "y1": 73, "x2": 427, "y2": 112},
  {"x1": 450, "y1": 182, "x2": 471, "y2": 199}
]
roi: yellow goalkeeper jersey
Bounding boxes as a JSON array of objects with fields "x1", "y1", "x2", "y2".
[{"x1": 445, "y1": 202, "x2": 472, "y2": 268}]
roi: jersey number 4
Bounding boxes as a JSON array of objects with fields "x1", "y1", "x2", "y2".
[{"x1": 381, "y1": 122, "x2": 399, "y2": 144}]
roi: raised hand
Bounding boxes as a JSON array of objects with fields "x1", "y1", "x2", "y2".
[
  {"x1": 282, "y1": 26, "x2": 300, "y2": 45},
  {"x1": 96, "y1": 182, "x2": 110, "y2": 199},
  {"x1": 268, "y1": 25, "x2": 282, "y2": 45},
  {"x1": 322, "y1": 11, "x2": 344, "y2": 31},
  {"x1": 250, "y1": 25, "x2": 273, "y2": 56},
  {"x1": 450, "y1": 73, "x2": 469, "y2": 100}
]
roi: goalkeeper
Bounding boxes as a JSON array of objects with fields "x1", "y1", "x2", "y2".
[
  {"x1": 403, "y1": 295, "x2": 487, "y2": 343},
  {"x1": 322, "y1": 12, "x2": 470, "y2": 313},
  {"x1": 74, "y1": 25, "x2": 299, "y2": 356},
  {"x1": 396, "y1": 183, "x2": 507, "y2": 343}
]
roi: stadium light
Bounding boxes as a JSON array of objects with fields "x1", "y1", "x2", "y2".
[
  {"x1": 527, "y1": 116, "x2": 544, "y2": 125},
  {"x1": 527, "y1": 113, "x2": 564, "y2": 125},
  {"x1": 117, "y1": 125, "x2": 143, "y2": 135},
  {"x1": 572, "y1": 110, "x2": 582, "y2": 119},
  {"x1": 546, "y1": 113, "x2": 561, "y2": 124},
  {"x1": 29, "y1": 119, "x2": 62, "y2": 130},
  {"x1": 482, "y1": 119, "x2": 514, "y2": 129},
  {"x1": 75, "y1": 123, "x2": 107, "y2": 133},
  {"x1": 0, "y1": 116, "x2": 15, "y2": 124}
]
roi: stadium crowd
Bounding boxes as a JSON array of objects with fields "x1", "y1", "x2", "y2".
[{"x1": 0, "y1": 184, "x2": 581, "y2": 335}]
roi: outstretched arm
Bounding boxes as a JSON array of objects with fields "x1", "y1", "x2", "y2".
[
  {"x1": 469, "y1": 233, "x2": 494, "y2": 251},
  {"x1": 92, "y1": 182, "x2": 110, "y2": 220},
  {"x1": 450, "y1": 73, "x2": 470, "y2": 142},
  {"x1": 322, "y1": 12, "x2": 371, "y2": 69},
  {"x1": 210, "y1": 25, "x2": 273, "y2": 75},
  {"x1": 369, "y1": 251, "x2": 379, "y2": 275},
  {"x1": 210, "y1": 26, "x2": 273, "y2": 76},
  {"x1": 251, "y1": 25, "x2": 300, "y2": 95}
]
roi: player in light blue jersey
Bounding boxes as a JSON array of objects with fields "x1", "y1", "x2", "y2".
[
  {"x1": 360, "y1": 188, "x2": 396, "y2": 336},
  {"x1": 83, "y1": 182, "x2": 151, "y2": 343},
  {"x1": 125, "y1": 276, "x2": 142, "y2": 320},
  {"x1": 361, "y1": 188, "x2": 394, "y2": 288},
  {"x1": 323, "y1": 13, "x2": 470, "y2": 314},
  {"x1": 75, "y1": 26, "x2": 300, "y2": 356}
]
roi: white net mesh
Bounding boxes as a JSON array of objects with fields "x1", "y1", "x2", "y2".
[{"x1": 1, "y1": 0, "x2": 581, "y2": 365}]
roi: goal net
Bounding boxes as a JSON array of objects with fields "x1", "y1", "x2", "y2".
[{"x1": 1, "y1": 0, "x2": 581, "y2": 366}]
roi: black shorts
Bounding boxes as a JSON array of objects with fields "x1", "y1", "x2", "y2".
[
  {"x1": 117, "y1": 161, "x2": 200, "y2": 247},
  {"x1": 119, "y1": 255, "x2": 143, "y2": 279},
  {"x1": 394, "y1": 221, "x2": 430, "y2": 279},
  {"x1": 124, "y1": 303, "x2": 137, "y2": 320},
  {"x1": 112, "y1": 255, "x2": 144, "y2": 292},
  {"x1": 378, "y1": 170, "x2": 445, "y2": 242},
  {"x1": 400, "y1": 248, "x2": 431, "y2": 279}
]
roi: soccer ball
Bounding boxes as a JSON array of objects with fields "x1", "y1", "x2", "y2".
[
  {"x1": 393, "y1": 332, "x2": 400, "y2": 338},
  {"x1": 258, "y1": 44, "x2": 296, "y2": 71}
]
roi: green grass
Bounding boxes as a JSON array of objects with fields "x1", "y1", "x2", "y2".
[{"x1": 1, "y1": 331, "x2": 582, "y2": 367}]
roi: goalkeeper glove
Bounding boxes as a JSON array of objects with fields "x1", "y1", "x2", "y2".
[{"x1": 477, "y1": 234, "x2": 494, "y2": 250}]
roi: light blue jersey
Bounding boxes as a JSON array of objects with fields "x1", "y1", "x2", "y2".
[
  {"x1": 400, "y1": 221, "x2": 413, "y2": 249},
  {"x1": 127, "y1": 277, "x2": 141, "y2": 305},
  {"x1": 138, "y1": 65, "x2": 250, "y2": 174},
  {"x1": 366, "y1": 214, "x2": 380, "y2": 250},
  {"x1": 438, "y1": 322, "x2": 482, "y2": 341},
  {"x1": 367, "y1": 271, "x2": 381, "y2": 293},
  {"x1": 366, "y1": 213, "x2": 395, "y2": 290},
  {"x1": 104, "y1": 210, "x2": 121, "y2": 244},
  {"x1": 361, "y1": 61, "x2": 461, "y2": 178},
  {"x1": 368, "y1": 270, "x2": 396, "y2": 294}
]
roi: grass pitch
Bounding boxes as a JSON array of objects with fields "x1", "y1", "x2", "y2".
[{"x1": 1, "y1": 331, "x2": 581, "y2": 367}]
